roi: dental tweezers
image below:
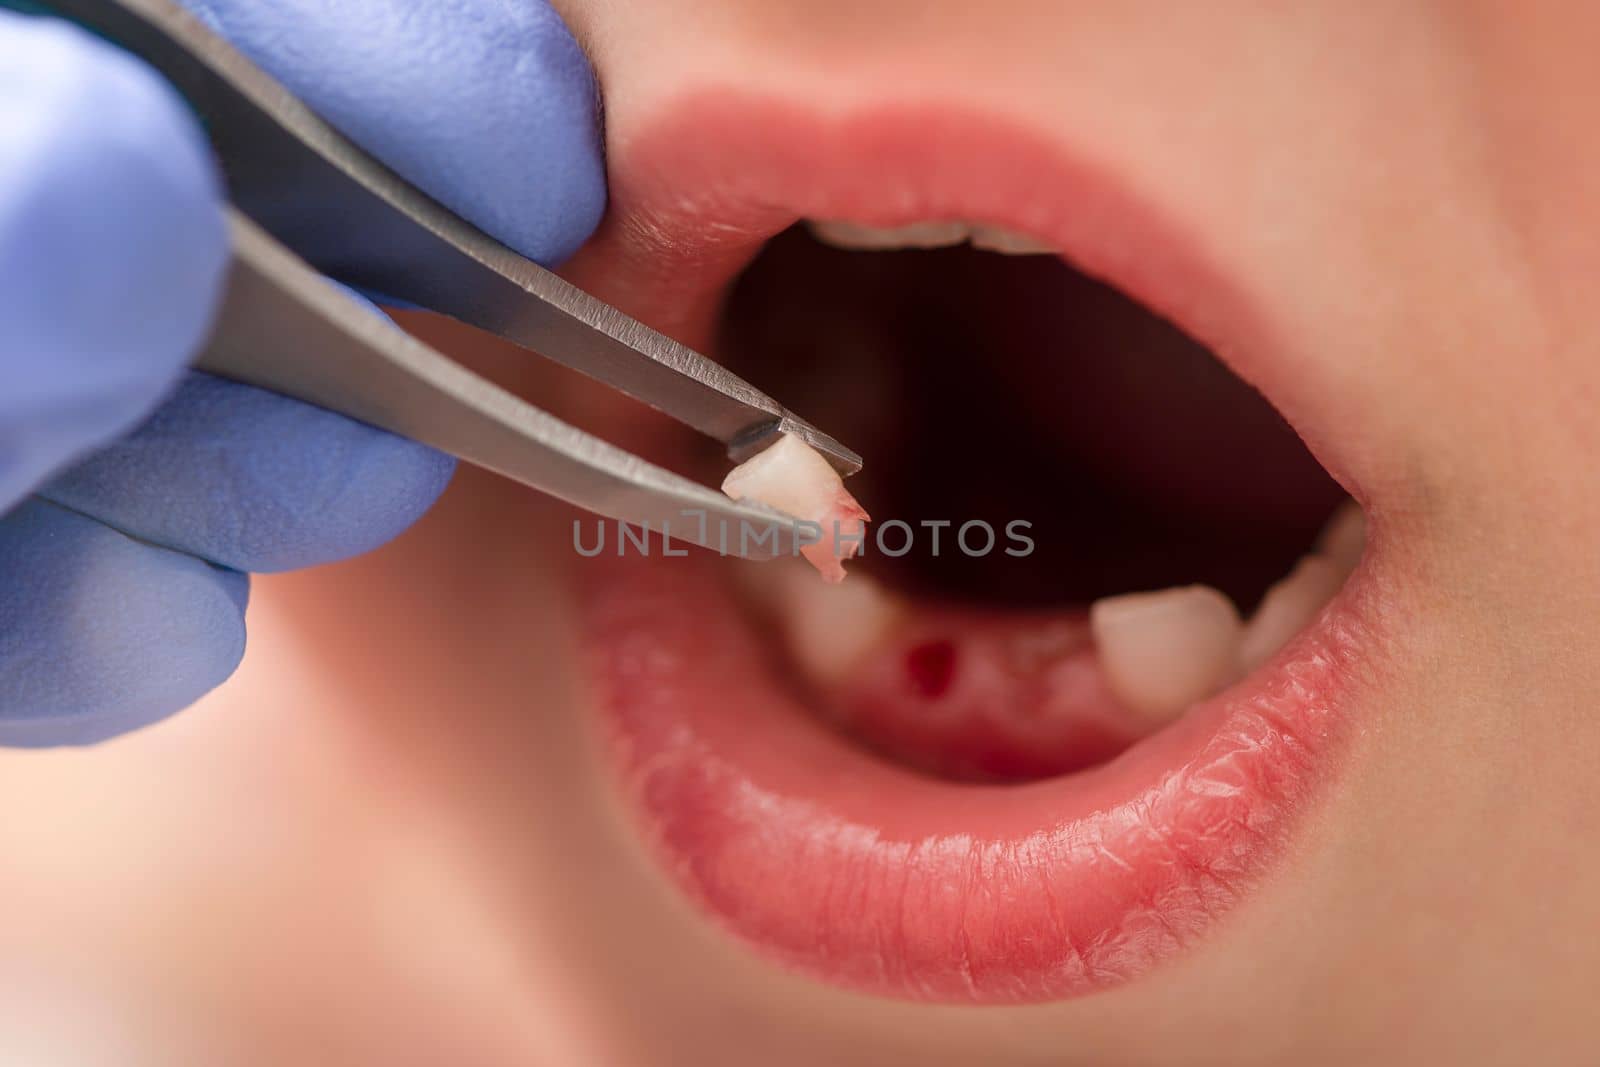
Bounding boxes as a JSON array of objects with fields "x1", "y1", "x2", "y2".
[{"x1": 28, "y1": 0, "x2": 860, "y2": 559}]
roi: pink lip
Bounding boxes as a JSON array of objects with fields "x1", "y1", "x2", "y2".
[{"x1": 568, "y1": 94, "x2": 1379, "y2": 1003}]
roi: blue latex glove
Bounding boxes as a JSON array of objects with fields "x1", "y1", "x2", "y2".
[{"x1": 0, "y1": 2, "x2": 605, "y2": 745}]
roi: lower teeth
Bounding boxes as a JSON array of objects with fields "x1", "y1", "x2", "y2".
[
  {"x1": 734, "y1": 557, "x2": 905, "y2": 685},
  {"x1": 1089, "y1": 500, "x2": 1363, "y2": 721},
  {"x1": 738, "y1": 500, "x2": 1365, "y2": 748},
  {"x1": 1090, "y1": 584, "x2": 1244, "y2": 724},
  {"x1": 1236, "y1": 554, "x2": 1347, "y2": 674}
]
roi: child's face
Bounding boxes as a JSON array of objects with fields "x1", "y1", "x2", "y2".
[
  {"x1": 544, "y1": 0, "x2": 1599, "y2": 1031},
  {"x1": 398, "y1": 2, "x2": 1600, "y2": 1055},
  {"x1": 4, "y1": 2, "x2": 1598, "y2": 1063}
]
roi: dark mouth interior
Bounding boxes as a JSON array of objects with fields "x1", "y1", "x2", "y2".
[{"x1": 718, "y1": 225, "x2": 1344, "y2": 611}]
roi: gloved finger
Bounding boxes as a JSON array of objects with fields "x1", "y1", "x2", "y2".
[
  {"x1": 39, "y1": 371, "x2": 455, "y2": 574},
  {"x1": 184, "y1": 0, "x2": 606, "y2": 269},
  {"x1": 0, "y1": 11, "x2": 228, "y2": 510},
  {"x1": 0, "y1": 498, "x2": 248, "y2": 747}
]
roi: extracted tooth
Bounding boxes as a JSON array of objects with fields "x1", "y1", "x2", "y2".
[
  {"x1": 807, "y1": 219, "x2": 970, "y2": 251},
  {"x1": 722, "y1": 433, "x2": 869, "y2": 583},
  {"x1": 1237, "y1": 556, "x2": 1346, "y2": 674},
  {"x1": 1316, "y1": 500, "x2": 1365, "y2": 571},
  {"x1": 1090, "y1": 585, "x2": 1243, "y2": 724},
  {"x1": 968, "y1": 225, "x2": 1056, "y2": 256}
]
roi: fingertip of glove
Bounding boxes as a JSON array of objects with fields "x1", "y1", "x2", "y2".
[
  {"x1": 0, "y1": 13, "x2": 229, "y2": 500},
  {"x1": 45, "y1": 374, "x2": 457, "y2": 574},
  {"x1": 228, "y1": 420, "x2": 457, "y2": 573},
  {"x1": 265, "y1": 425, "x2": 456, "y2": 572},
  {"x1": 494, "y1": 4, "x2": 608, "y2": 264},
  {"x1": 0, "y1": 499, "x2": 248, "y2": 748},
  {"x1": 182, "y1": 0, "x2": 606, "y2": 268}
]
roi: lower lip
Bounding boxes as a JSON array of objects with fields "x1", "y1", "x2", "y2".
[
  {"x1": 580, "y1": 553, "x2": 1369, "y2": 1003},
  {"x1": 569, "y1": 96, "x2": 1374, "y2": 1003}
]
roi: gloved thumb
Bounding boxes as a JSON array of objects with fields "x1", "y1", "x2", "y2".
[{"x1": 0, "y1": 12, "x2": 228, "y2": 510}]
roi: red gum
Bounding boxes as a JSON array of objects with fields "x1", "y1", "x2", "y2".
[
  {"x1": 903, "y1": 640, "x2": 956, "y2": 699},
  {"x1": 819, "y1": 612, "x2": 1145, "y2": 783}
]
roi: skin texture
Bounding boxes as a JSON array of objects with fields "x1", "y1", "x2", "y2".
[{"x1": 2, "y1": 1, "x2": 1599, "y2": 1063}]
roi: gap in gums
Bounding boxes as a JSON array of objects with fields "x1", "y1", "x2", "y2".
[{"x1": 715, "y1": 224, "x2": 1356, "y2": 784}]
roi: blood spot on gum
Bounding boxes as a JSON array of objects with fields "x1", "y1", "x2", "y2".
[{"x1": 905, "y1": 640, "x2": 958, "y2": 699}]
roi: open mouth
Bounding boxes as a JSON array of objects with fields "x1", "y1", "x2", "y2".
[{"x1": 562, "y1": 94, "x2": 1384, "y2": 1003}]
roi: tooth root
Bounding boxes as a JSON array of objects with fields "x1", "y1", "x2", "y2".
[
  {"x1": 968, "y1": 225, "x2": 1056, "y2": 256},
  {"x1": 1090, "y1": 585, "x2": 1243, "y2": 725},
  {"x1": 1237, "y1": 556, "x2": 1346, "y2": 674},
  {"x1": 807, "y1": 219, "x2": 970, "y2": 251},
  {"x1": 1316, "y1": 500, "x2": 1365, "y2": 571}
]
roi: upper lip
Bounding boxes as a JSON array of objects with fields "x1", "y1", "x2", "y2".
[
  {"x1": 560, "y1": 91, "x2": 1270, "y2": 375},
  {"x1": 566, "y1": 89, "x2": 1383, "y2": 1003}
]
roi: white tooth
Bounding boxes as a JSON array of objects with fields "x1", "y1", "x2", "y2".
[
  {"x1": 1237, "y1": 556, "x2": 1346, "y2": 674},
  {"x1": 968, "y1": 225, "x2": 1057, "y2": 256},
  {"x1": 732, "y1": 560, "x2": 903, "y2": 685},
  {"x1": 721, "y1": 433, "x2": 869, "y2": 583},
  {"x1": 1315, "y1": 500, "x2": 1365, "y2": 571},
  {"x1": 776, "y1": 565, "x2": 905, "y2": 685},
  {"x1": 721, "y1": 433, "x2": 845, "y2": 525},
  {"x1": 807, "y1": 219, "x2": 971, "y2": 251},
  {"x1": 1090, "y1": 585, "x2": 1243, "y2": 724}
]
